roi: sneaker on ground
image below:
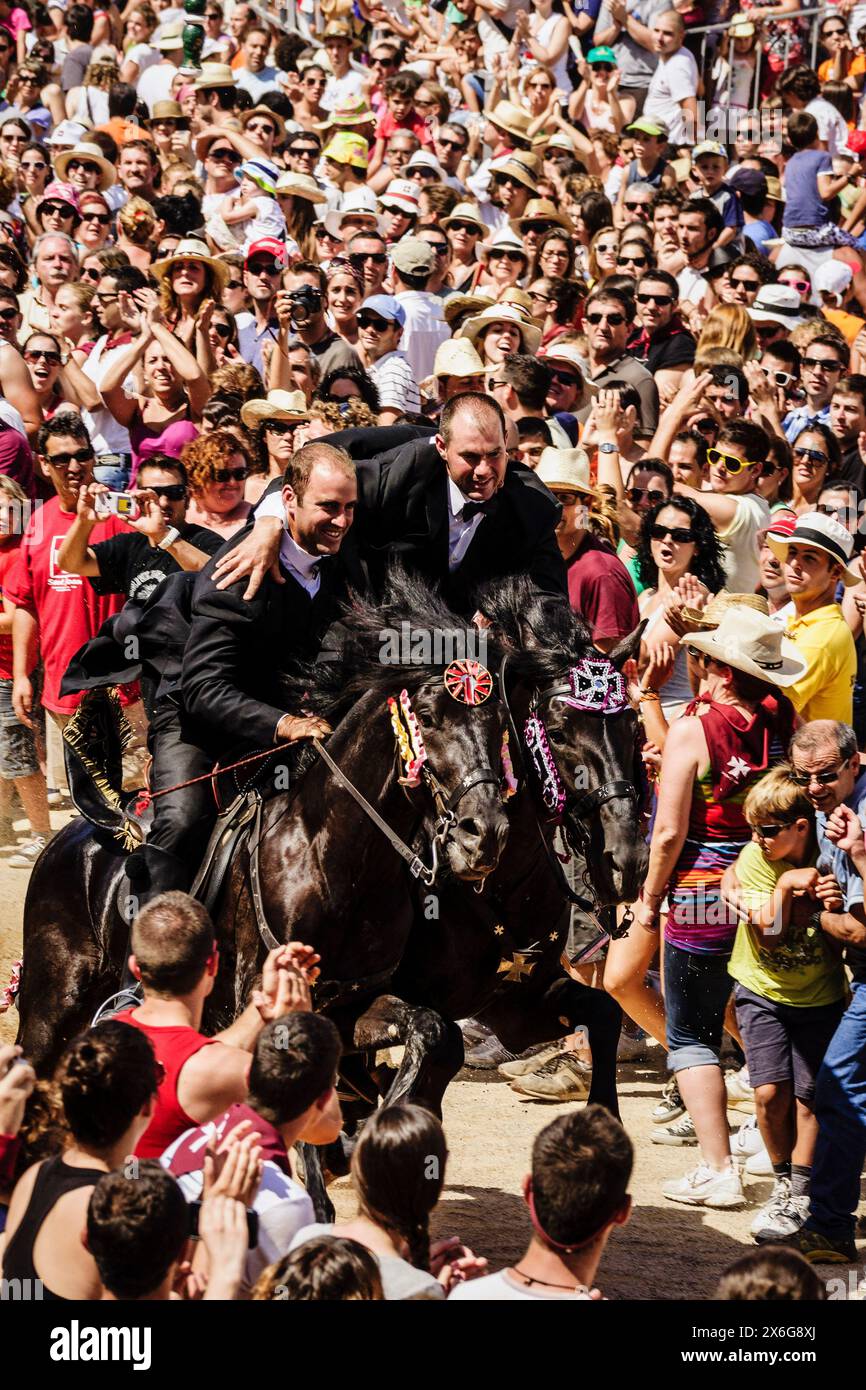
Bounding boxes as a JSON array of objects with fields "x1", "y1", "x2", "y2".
[
  {"x1": 617, "y1": 1029, "x2": 648, "y2": 1062},
  {"x1": 725, "y1": 1065, "x2": 755, "y2": 1112},
  {"x1": 781, "y1": 1226, "x2": 857, "y2": 1264},
  {"x1": 744, "y1": 1144, "x2": 774, "y2": 1176},
  {"x1": 499, "y1": 1042, "x2": 563, "y2": 1079},
  {"x1": 662, "y1": 1161, "x2": 745, "y2": 1209},
  {"x1": 652, "y1": 1076, "x2": 685, "y2": 1124},
  {"x1": 651, "y1": 1112, "x2": 697, "y2": 1145},
  {"x1": 730, "y1": 1114, "x2": 766, "y2": 1162},
  {"x1": 91, "y1": 983, "x2": 143, "y2": 1024},
  {"x1": 754, "y1": 1194, "x2": 810, "y2": 1244},
  {"x1": 510, "y1": 1051, "x2": 591, "y2": 1101},
  {"x1": 8, "y1": 836, "x2": 46, "y2": 868},
  {"x1": 46, "y1": 789, "x2": 65, "y2": 807},
  {"x1": 463, "y1": 1033, "x2": 516, "y2": 1069},
  {"x1": 458, "y1": 1017, "x2": 494, "y2": 1047},
  {"x1": 749, "y1": 1175, "x2": 792, "y2": 1237}
]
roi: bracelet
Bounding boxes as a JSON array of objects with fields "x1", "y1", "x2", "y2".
[{"x1": 636, "y1": 688, "x2": 660, "y2": 702}]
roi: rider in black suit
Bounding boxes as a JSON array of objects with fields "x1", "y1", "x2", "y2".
[{"x1": 211, "y1": 396, "x2": 566, "y2": 613}]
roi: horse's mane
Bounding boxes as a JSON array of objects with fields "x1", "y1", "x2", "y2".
[
  {"x1": 477, "y1": 576, "x2": 593, "y2": 683},
  {"x1": 286, "y1": 566, "x2": 505, "y2": 720}
]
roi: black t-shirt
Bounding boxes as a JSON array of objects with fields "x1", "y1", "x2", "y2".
[
  {"x1": 647, "y1": 327, "x2": 696, "y2": 375},
  {"x1": 89, "y1": 525, "x2": 223, "y2": 603}
]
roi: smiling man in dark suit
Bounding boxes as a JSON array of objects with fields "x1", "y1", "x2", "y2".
[{"x1": 213, "y1": 394, "x2": 566, "y2": 613}]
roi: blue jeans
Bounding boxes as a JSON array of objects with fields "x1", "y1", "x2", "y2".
[
  {"x1": 807, "y1": 982, "x2": 866, "y2": 1242},
  {"x1": 664, "y1": 939, "x2": 733, "y2": 1073},
  {"x1": 93, "y1": 457, "x2": 132, "y2": 491}
]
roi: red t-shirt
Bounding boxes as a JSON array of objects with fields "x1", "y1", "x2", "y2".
[
  {"x1": 4, "y1": 497, "x2": 132, "y2": 713},
  {"x1": 116, "y1": 1011, "x2": 218, "y2": 1160},
  {"x1": 375, "y1": 107, "x2": 434, "y2": 146},
  {"x1": 566, "y1": 533, "x2": 640, "y2": 643},
  {"x1": 0, "y1": 540, "x2": 32, "y2": 681}
]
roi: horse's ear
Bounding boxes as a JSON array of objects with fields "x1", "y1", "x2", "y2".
[{"x1": 606, "y1": 620, "x2": 647, "y2": 671}]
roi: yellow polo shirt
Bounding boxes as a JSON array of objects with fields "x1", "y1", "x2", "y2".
[{"x1": 785, "y1": 603, "x2": 856, "y2": 725}]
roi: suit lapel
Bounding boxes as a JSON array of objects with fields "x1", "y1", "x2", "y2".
[{"x1": 426, "y1": 471, "x2": 450, "y2": 574}]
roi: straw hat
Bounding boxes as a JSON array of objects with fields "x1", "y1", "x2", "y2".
[
  {"x1": 688, "y1": 591, "x2": 771, "y2": 631},
  {"x1": 150, "y1": 237, "x2": 230, "y2": 288},
  {"x1": 241, "y1": 390, "x2": 311, "y2": 427},
  {"x1": 156, "y1": 19, "x2": 184, "y2": 50},
  {"x1": 538, "y1": 342, "x2": 597, "y2": 408},
  {"x1": 485, "y1": 100, "x2": 531, "y2": 144},
  {"x1": 193, "y1": 63, "x2": 238, "y2": 90},
  {"x1": 275, "y1": 171, "x2": 327, "y2": 204},
  {"x1": 441, "y1": 202, "x2": 486, "y2": 233},
  {"x1": 240, "y1": 105, "x2": 287, "y2": 142},
  {"x1": 314, "y1": 95, "x2": 375, "y2": 131},
  {"x1": 514, "y1": 198, "x2": 574, "y2": 236},
  {"x1": 149, "y1": 100, "x2": 189, "y2": 128},
  {"x1": 535, "y1": 447, "x2": 597, "y2": 497},
  {"x1": 53, "y1": 141, "x2": 116, "y2": 192},
  {"x1": 457, "y1": 302, "x2": 541, "y2": 354},
  {"x1": 499, "y1": 286, "x2": 534, "y2": 316},
  {"x1": 478, "y1": 226, "x2": 529, "y2": 265},
  {"x1": 766, "y1": 510, "x2": 862, "y2": 586},
  {"x1": 432, "y1": 338, "x2": 485, "y2": 379},
  {"x1": 682, "y1": 608, "x2": 807, "y2": 688},
  {"x1": 442, "y1": 291, "x2": 495, "y2": 330},
  {"x1": 488, "y1": 151, "x2": 539, "y2": 192},
  {"x1": 313, "y1": 19, "x2": 361, "y2": 46}
]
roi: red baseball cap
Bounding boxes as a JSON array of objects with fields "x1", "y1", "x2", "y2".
[
  {"x1": 845, "y1": 129, "x2": 866, "y2": 156},
  {"x1": 245, "y1": 237, "x2": 287, "y2": 264}
]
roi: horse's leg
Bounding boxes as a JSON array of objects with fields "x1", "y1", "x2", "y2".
[
  {"x1": 295, "y1": 1142, "x2": 335, "y2": 1223},
  {"x1": 353, "y1": 994, "x2": 464, "y2": 1118}
]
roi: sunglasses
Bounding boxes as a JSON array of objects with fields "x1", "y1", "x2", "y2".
[
  {"x1": 449, "y1": 220, "x2": 480, "y2": 234},
  {"x1": 636, "y1": 291, "x2": 673, "y2": 305},
  {"x1": 624, "y1": 201, "x2": 649, "y2": 211},
  {"x1": 617, "y1": 253, "x2": 648, "y2": 267},
  {"x1": 802, "y1": 356, "x2": 842, "y2": 372},
  {"x1": 761, "y1": 367, "x2": 795, "y2": 388},
  {"x1": 793, "y1": 445, "x2": 829, "y2": 465},
  {"x1": 525, "y1": 221, "x2": 556, "y2": 236},
  {"x1": 549, "y1": 368, "x2": 580, "y2": 387},
  {"x1": 315, "y1": 227, "x2": 341, "y2": 242},
  {"x1": 209, "y1": 147, "x2": 241, "y2": 163},
  {"x1": 80, "y1": 209, "x2": 111, "y2": 224},
  {"x1": 822, "y1": 26, "x2": 847, "y2": 35},
  {"x1": 591, "y1": 63, "x2": 615, "y2": 72},
  {"x1": 438, "y1": 137, "x2": 466, "y2": 152},
  {"x1": 489, "y1": 250, "x2": 525, "y2": 263},
  {"x1": 357, "y1": 313, "x2": 390, "y2": 331},
  {"x1": 47, "y1": 447, "x2": 94, "y2": 466},
  {"x1": 67, "y1": 160, "x2": 100, "y2": 175},
  {"x1": 266, "y1": 419, "x2": 300, "y2": 435},
  {"x1": 554, "y1": 490, "x2": 583, "y2": 506},
  {"x1": 755, "y1": 322, "x2": 783, "y2": 337},
  {"x1": 41, "y1": 203, "x2": 75, "y2": 219},
  {"x1": 0, "y1": 306, "x2": 18, "y2": 322},
  {"x1": 790, "y1": 766, "x2": 843, "y2": 786},
  {"x1": 290, "y1": 146, "x2": 320, "y2": 157},
  {"x1": 753, "y1": 823, "x2": 794, "y2": 838},
  {"x1": 686, "y1": 646, "x2": 712, "y2": 664},
  {"x1": 628, "y1": 487, "x2": 667, "y2": 506},
  {"x1": 212, "y1": 466, "x2": 247, "y2": 483},
  {"x1": 25, "y1": 348, "x2": 61, "y2": 365},
  {"x1": 493, "y1": 174, "x2": 522, "y2": 189},
  {"x1": 424, "y1": 241, "x2": 448, "y2": 256},
  {"x1": 706, "y1": 446, "x2": 756, "y2": 474},
  {"x1": 731, "y1": 277, "x2": 760, "y2": 291},
  {"x1": 760, "y1": 459, "x2": 781, "y2": 477},
  {"x1": 212, "y1": 321, "x2": 233, "y2": 339},
  {"x1": 780, "y1": 278, "x2": 810, "y2": 293},
  {"x1": 247, "y1": 258, "x2": 281, "y2": 275},
  {"x1": 147, "y1": 482, "x2": 186, "y2": 500},
  {"x1": 21, "y1": 160, "x2": 47, "y2": 171},
  {"x1": 81, "y1": 267, "x2": 101, "y2": 282},
  {"x1": 650, "y1": 524, "x2": 695, "y2": 543},
  {"x1": 349, "y1": 251, "x2": 387, "y2": 266},
  {"x1": 586, "y1": 311, "x2": 626, "y2": 326}
]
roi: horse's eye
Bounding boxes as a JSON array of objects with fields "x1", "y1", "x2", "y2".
[{"x1": 548, "y1": 728, "x2": 567, "y2": 745}]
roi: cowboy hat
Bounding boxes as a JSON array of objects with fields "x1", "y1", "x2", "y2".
[
  {"x1": 241, "y1": 390, "x2": 311, "y2": 428},
  {"x1": 682, "y1": 608, "x2": 807, "y2": 687},
  {"x1": 275, "y1": 171, "x2": 327, "y2": 204},
  {"x1": 766, "y1": 510, "x2": 862, "y2": 586},
  {"x1": 150, "y1": 237, "x2": 230, "y2": 288},
  {"x1": 322, "y1": 184, "x2": 381, "y2": 236},
  {"x1": 498, "y1": 286, "x2": 534, "y2": 316},
  {"x1": 442, "y1": 291, "x2": 495, "y2": 330},
  {"x1": 687, "y1": 590, "x2": 771, "y2": 631},
  {"x1": 514, "y1": 198, "x2": 574, "y2": 236},
  {"x1": 441, "y1": 202, "x2": 486, "y2": 233},
  {"x1": 313, "y1": 18, "x2": 361, "y2": 45},
  {"x1": 538, "y1": 342, "x2": 597, "y2": 408},
  {"x1": 432, "y1": 338, "x2": 485, "y2": 379},
  {"x1": 535, "y1": 447, "x2": 597, "y2": 497},
  {"x1": 485, "y1": 100, "x2": 531, "y2": 144},
  {"x1": 240, "y1": 105, "x2": 287, "y2": 142},
  {"x1": 53, "y1": 141, "x2": 116, "y2": 192},
  {"x1": 148, "y1": 100, "x2": 190, "y2": 128},
  {"x1": 457, "y1": 302, "x2": 542, "y2": 354},
  {"x1": 478, "y1": 226, "x2": 529, "y2": 265},
  {"x1": 488, "y1": 152, "x2": 539, "y2": 193},
  {"x1": 193, "y1": 63, "x2": 238, "y2": 90}
]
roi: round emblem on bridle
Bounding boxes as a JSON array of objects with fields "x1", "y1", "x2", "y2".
[{"x1": 443, "y1": 660, "x2": 493, "y2": 705}]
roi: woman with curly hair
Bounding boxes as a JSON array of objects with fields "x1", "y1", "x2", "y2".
[
  {"x1": 319, "y1": 363, "x2": 380, "y2": 414},
  {"x1": 2, "y1": 1022, "x2": 161, "y2": 1301},
  {"x1": 636, "y1": 495, "x2": 727, "y2": 718},
  {"x1": 115, "y1": 197, "x2": 157, "y2": 273},
  {"x1": 304, "y1": 398, "x2": 378, "y2": 442},
  {"x1": 65, "y1": 56, "x2": 120, "y2": 127},
  {"x1": 253, "y1": 1238, "x2": 384, "y2": 1301},
  {"x1": 210, "y1": 359, "x2": 264, "y2": 402},
  {"x1": 182, "y1": 428, "x2": 253, "y2": 538}
]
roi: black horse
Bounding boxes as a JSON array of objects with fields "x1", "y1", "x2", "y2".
[{"x1": 16, "y1": 576, "x2": 512, "y2": 1076}]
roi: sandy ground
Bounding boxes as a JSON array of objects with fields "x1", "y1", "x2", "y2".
[{"x1": 1, "y1": 812, "x2": 863, "y2": 1301}]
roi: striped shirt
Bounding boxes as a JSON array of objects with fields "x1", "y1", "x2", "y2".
[{"x1": 368, "y1": 349, "x2": 421, "y2": 415}]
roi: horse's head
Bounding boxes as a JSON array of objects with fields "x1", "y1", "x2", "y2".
[{"x1": 483, "y1": 579, "x2": 648, "y2": 908}]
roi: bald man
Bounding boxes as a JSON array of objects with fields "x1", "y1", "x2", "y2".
[{"x1": 643, "y1": 10, "x2": 698, "y2": 148}]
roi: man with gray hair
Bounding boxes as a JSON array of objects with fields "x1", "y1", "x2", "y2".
[
  {"x1": 17, "y1": 233, "x2": 78, "y2": 340},
  {"x1": 784, "y1": 719, "x2": 866, "y2": 1264}
]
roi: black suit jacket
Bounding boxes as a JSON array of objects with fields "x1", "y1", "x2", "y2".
[
  {"x1": 260, "y1": 429, "x2": 566, "y2": 613},
  {"x1": 181, "y1": 528, "x2": 366, "y2": 755}
]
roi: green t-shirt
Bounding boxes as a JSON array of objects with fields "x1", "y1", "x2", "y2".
[
  {"x1": 617, "y1": 543, "x2": 645, "y2": 596},
  {"x1": 727, "y1": 839, "x2": 846, "y2": 1008}
]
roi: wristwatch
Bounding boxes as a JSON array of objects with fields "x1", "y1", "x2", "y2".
[
  {"x1": 157, "y1": 526, "x2": 180, "y2": 551},
  {"x1": 598, "y1": 442, "x2": 618, "y2": 454}
]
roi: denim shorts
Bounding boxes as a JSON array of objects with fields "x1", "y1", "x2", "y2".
[
  {"x1": 734, "y1": 984, "x2": 845, "y2": 1103},
  {"x1": 664, "y1": 939, "x2": 733, "y2": 1073},
  {"x1": 93, "y1": 455, "x2": 132, "y2": 491},
  {"x1": 0, "y1": 676, "x2": 40, "y2": 780}
]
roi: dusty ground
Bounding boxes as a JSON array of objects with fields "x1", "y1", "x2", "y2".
[{"x1": 1, "y1": 813, "x2": 863, "y2": 1301}]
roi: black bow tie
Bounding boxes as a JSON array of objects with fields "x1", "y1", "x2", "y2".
[{"x1": 462, "y1": 498, "x2": 497, "y2": 521}]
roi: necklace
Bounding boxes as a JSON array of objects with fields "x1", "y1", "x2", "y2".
[{"x1": 509, "y1": 1265, "x2": 589, "y2": 1293}]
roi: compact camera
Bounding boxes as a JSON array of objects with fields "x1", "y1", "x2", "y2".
[{"x1": 94, "y1": 491, "x2": 141, "y2": 521}]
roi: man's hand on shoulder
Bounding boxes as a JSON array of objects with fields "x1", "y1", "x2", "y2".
[{"x1": 212, "y1": 515, "x2": 284, "y2": 599}]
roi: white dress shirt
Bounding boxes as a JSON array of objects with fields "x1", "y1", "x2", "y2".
[{"x1": 280, "y1": 532, "x2": 322, "y2": 597}]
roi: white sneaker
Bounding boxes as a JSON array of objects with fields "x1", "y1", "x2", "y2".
[
  {"x1": 730, "y1": 1114, "x2": 767, "y2": 1162},
  {"x1": 725, "y1": 1065, "x2": 755, "y2": 1113},
  {"x1": 751, "y1": 1178, "x2": 810, "y2": 1243},
  {"x1": 662, "y1": 1161, "x2": 745, "y2": 1209},
  {"x1": 651, "y1": 1112, "x2": 697, "y2": 1145},
  {"x1": 652, "y1": 1077, "x2": 686, "y2": 1124},
  {"x1": 744, "y1": 1145, "x2": 775, "y2": 1176},
  {"x1": 8, "y1": 836, "x2": 46, "y2": 868}
]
